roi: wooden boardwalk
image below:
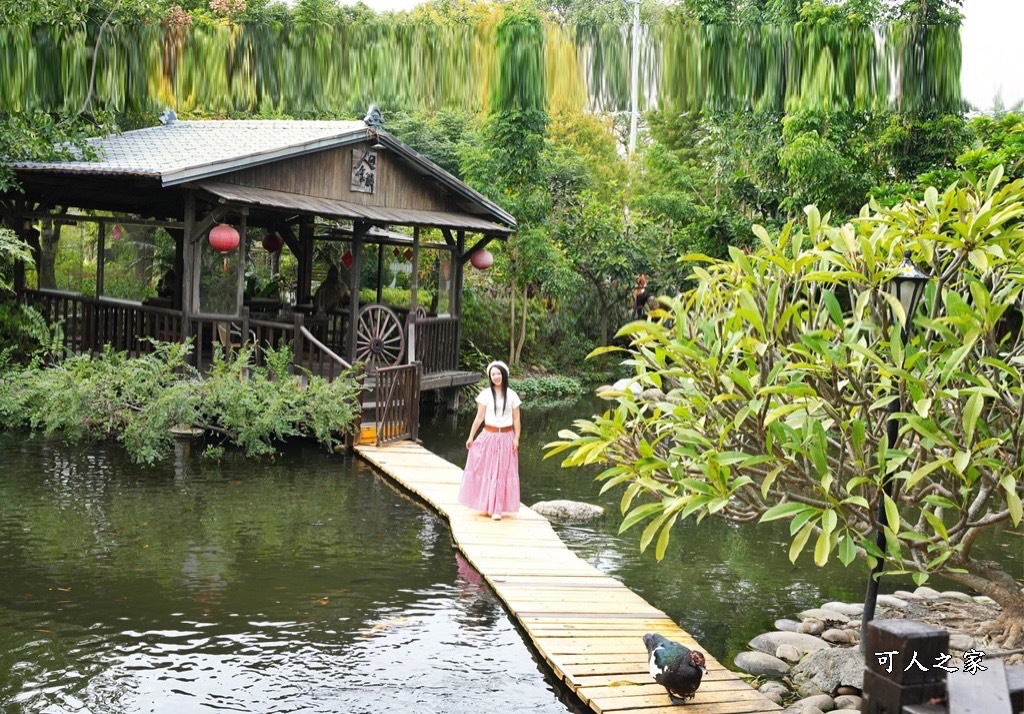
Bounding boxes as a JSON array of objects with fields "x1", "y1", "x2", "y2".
[{"x1": 356, "y1": 441, "x2": 781, "y2": 714}]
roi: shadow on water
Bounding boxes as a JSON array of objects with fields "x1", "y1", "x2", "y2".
[
  {"x1": 419, "y1": 394, "x2": 1024, "y2": 665},
  {"x1": 0, "y1": 433, "x2": 588, "y2": 714}
]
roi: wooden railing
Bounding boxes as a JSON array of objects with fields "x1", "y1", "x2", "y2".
[
  {"x1": 296, "y1": 324, "x2": 351, "y2": 381},
  {"x1": 373, "y1": 362, "x2": 421, "y2": 445},
  {"x1": 19, "y1": 289, "x2": 183, "y2": 356},
  {"x1": 862, "y1": 619, "x2": 1023, "y2": 714},
  {"x1": 415, "y1": 315, "x2": 459, "y2": 374}
]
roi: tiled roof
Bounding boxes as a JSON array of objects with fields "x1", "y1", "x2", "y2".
[{"x1": 12, "y1": 120, "x2": 368, "y2": 184}]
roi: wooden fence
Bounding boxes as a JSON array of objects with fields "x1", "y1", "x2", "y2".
[
  {"x1": 415, "y1": 315, "x2": 458, "y2": 374},
  {"x1": 373, "y1": 362, "x2": 421, "y2": 445}
]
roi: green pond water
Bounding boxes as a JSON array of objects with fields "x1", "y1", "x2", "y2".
[{"x1": 0, "y1": 395, "x2": 1019, "y2": 713}]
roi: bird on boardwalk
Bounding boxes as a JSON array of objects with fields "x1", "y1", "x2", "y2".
[{"x1": 643, "y1": 633, "x2": 707, "y2": 704}]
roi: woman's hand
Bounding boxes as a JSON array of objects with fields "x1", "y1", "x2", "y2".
[
  {"x1": 465, "y1": 437, "x2": 474, "y2": 450},
  {"x1": 512, "y1": 437, "x2": 519, "y2": 452}
]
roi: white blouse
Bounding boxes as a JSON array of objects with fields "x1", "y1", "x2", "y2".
[{"x1": 476, "y1": 387, "x2": 521, "y2": 428}]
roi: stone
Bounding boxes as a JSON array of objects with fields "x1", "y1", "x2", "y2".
[
  {"x1": 783, "y1": 706, "x2": 824, "y2": 714},
  {"x1": 776, "y1": 618, "x2": 801, "y2": 632},
  {"x1": 639, "y1": 387, "x2": 666, "y2": 401},
  {"x1": 820, "y1": 601, "x2": 864, "y2": 617},
  {"x1": 834, "y1": 694, "x2": 863, "y2": 710},
  {"x1": 835, "y1": 686, "x2": 861, "y2": 696},
  {"x1": 762, "y1": 690, "x2": 785, "y2": 705},
  {"x1": 822, "y1": 628, "x2": 855, "y2": 645},
  {"x1": 791, "y1": 647, "x2": 865, "y2": 694},
  {"x1": 777, "y1": 644, "x2": 803, "y2": 663},
  {"x1": 797, "y1": 619, "x2": 826, "y2": 635},
  {"x1": 940, "y1": 590, "x2": 974, "y2": 602},
  {"x1": 734, "y1": 651, "x2": 790, "y2": 678},
  {"x1": 798, "y1": 608, "x2": 851, "y2": 623},
  {"x1": 914, "y1": 586, "x2": 942, "y2": 599},
  {"x1": 875, "y1": 594, "x2": 909, "y2": 608},
  {"x1": 798, "y1": 694, "x2": 836, "y2": 711},
  {"x1": 529, "y1": 499, "x2": 604, "y2": 522},
  {"x1": 949, "y1": 633, "x2": 974, "y2": 651},
  {"x1": 974, "y1": 595, "x2": 995, "y2": 604},
  {"x1": 893, "y1": 589, "x2": 919, "y2": 599},
  {"x1": 749, "y1": 631, "x2": 833, "y2": 656},
  {"x1": 760, "y1": 682, "x2": 790, "y2": 696}
]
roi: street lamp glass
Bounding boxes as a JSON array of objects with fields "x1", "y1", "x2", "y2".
[{"x1": 887, "y1": 250, "x2": 929, "y2": 329}]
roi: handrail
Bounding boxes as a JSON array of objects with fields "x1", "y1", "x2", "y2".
[{"x1": 299, "y1": 326, "x2": 352, "y2": 370}]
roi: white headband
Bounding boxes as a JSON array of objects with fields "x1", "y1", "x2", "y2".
[{"x1": 486, "y1": 360, "x2": 509, "y2": 376}]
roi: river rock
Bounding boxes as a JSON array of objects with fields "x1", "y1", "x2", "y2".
[
  {"x1": 640, "y1": 387, "x2": 666, "y2": 401},
  {"x1": 734, "y1": 651, "x2": 790, "y2": 678},
  {"x1": 941, "y1": 590, "x2": 973, "y2": 602},
  {"x1": 777, "y1": 644, "x2": 803, "y2": 663},
  {"x1": 820, "y1": 602, "x2": 864, "y2": 617},
  {"x1": 762, "y1": 689, "x2": 785, "y2": 705},
  {"x1": 797, "y1": 619, "x2": 825, "y2": 635},
  {"x1": 791, "y1": 647, "x2": 864, "y2": 694},
  {"x1": 529, "y1": 500, "x2": 605, "y2": 522},
  {"x1": 835, "y1": 694, "x2": 863, "y2": 709},
  {"x1": 893, "y1": 589, "x2": 919, "y2": 599},
  {"x1": 822, "y1": 628, "x2": 855, "y2": 645},
  {"x1": 776, "y1": 618, "x2": 801, "y2": 632},
  {"x1": 760, "y1": 682, "x2": 790, "y2": 697},
  {"x1": 836, "y1": 686, "x2": 861, "y2": 696},
  {"x1": 798, "y1": 608, "x2": 851, "y2": 623},
  {"x1": 750, "y1": 631, "x2": 833, "y2": 656},
  {"x1": 797, "y1": 694, "x2": 836, "y2": 711},
  {"x1": 783, "y1": 706, "x2": 824, "y2": 714},
  {"x1": 913, "y1": 586, "x2": 942, "y2": 599},
  {"x1": 949, "y1": 633, "x2": 974, "y2": 651},
  {"x1": 876, "y1": 594, "x2": 908, "y2": 608}
]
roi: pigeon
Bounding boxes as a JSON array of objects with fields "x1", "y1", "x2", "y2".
[{"x1": 643, "y1": 633, "x2": 707, "y2": 704}]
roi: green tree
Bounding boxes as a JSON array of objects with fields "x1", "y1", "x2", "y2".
[{"x1": 549, "y1": 168, "x2": 1024, "y2": 647}]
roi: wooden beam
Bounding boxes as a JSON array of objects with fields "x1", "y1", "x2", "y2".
[
  {"x1": 189, "y1": 204, "x2": 232, "y2": 244},
  {"x1": 458, "y1": 234, "x2": 496, "y2": 265},
  {"x1": 297, "y1": 217, "x2": 315, "y2": 305},
  {"x1": 19, "y1": 212, "x2": 185, "y2": 230},
  {"x1": 273, "y1": 221, "x2": 302, "y2": 261},
  {"x1": 96, "y1": 221, "x2": 106, "y2": 298},
  {"x1": 181, "y1": 191, "x2": 197, "y2": 336},
  {"x1": 408, "y1": 226, "x2": 419, "y2": 364},
  {"x1": 440, "y1": 227, "x2": 457, "y2": 251},
  {"x1": 345, "y1": 221, "x2": 368, "y2": 363},
  {"x1": 235, "y1": 211, "x2": 247, "y2": 317}
]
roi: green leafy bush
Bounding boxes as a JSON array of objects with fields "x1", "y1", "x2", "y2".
[{"x1": 0, "y1": 341, "x2": 362, "y2": 464}]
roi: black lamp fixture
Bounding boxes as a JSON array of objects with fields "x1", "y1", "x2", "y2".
[{"x1": 861, "y1": 248, "x2": 930, "y2": 651}]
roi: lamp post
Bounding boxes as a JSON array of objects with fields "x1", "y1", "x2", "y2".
[{"x1": 861, "y1": 249, "x2": 930, "y2": 650}]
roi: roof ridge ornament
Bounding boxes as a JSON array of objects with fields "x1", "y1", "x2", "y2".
[
  {"x1": 363, "y1": 104, "x2": 384, "y2": 129},
  {"x1": 159, "y1": 109, "x2": 177, "y2": 126}
]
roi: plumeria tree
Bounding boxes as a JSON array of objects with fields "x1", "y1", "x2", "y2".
[{"x1": 548, "y1": 167, "x2": 1024, "y2": 647}]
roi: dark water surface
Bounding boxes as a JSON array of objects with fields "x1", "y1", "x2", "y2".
[{"x1": 0, "y1": 435, "x2": 581, "y2": 714}]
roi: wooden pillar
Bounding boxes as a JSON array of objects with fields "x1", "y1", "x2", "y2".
[
  {"x1": 171, "y1": 226, "x2": 184, "y2": 311},
  {"x1": 96, "y1": 221, "x2": 106, "y2": 298},
  {"x1": 862, "y1": 620, "x2": 949, "y2": 714},
  {"x1": 408, "y1": 226, "x2": 419, "y2": 364},
  {"x1": 297, "y1": 217, "x2": 314, "y2": 305},
  {"x1": 235, "y1": 210, "x2": 247, "y2": 316},
  {"x1": 181, "y1": 191, "x2": 197, "y2": 337},
  {"x1": 453, "y1": 230, "x2": 465, "y2": 367},
  {"x1": 376, "y1": 241, "x2": 384, "y2": 304},
  {"x1": 345, "y1": 222, "x2": 365, "y2": 363}
]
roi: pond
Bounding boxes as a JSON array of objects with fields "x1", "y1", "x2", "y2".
[{"x1": 0, "y1": 435, "x2": 584, "y2": 714}]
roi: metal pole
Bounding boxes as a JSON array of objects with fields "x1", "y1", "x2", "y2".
[
  {"x1": 861, "y1": 397, "x2": 900, "y2": 652},
  {"x1": 627, "y1": 0, "x2": 640, "y2": 157}
]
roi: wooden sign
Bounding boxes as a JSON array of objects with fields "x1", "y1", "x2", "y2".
[{"x1": 351, "y1": 148, "x2": 377, "y2": 193}]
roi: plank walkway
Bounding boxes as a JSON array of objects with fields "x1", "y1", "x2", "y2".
[{"x1": 356, "y1": 440, "x2": 781, "y2": 714}]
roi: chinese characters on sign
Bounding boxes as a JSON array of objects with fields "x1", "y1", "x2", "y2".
[
  {"x1": 874, "y1": 649, "x2": 988, "y2": 675},
  {"x1": 351, "y1": 149, "x2": 377, "y2": 194}
]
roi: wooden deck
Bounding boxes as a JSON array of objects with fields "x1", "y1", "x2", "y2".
[{"x1": 355, "y1": 441, "x2": 781, "y2": 714}]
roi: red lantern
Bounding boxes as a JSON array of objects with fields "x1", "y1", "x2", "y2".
[
  {"x1": 262, "y1": 231, "x2": 284, "y2": 254},
  {"x1": 470, "y1": 249, "x2": 493, "y2": 270},
  {"x1": 209, "y1": 223, "x2": 240, "y2": 253},
  {"x1": 341, "y1": 251, "x2": 354, "y2": 269},
  {"x1": 404, "y1": 248, "x2": 413, "y2": 261},
  {"x1": 111, "y1": 225, "x2": 123, "y2": 241}
]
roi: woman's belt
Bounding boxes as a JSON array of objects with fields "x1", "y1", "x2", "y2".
[{"x1": 484, "y1": 425, "x2": 515, "y2": 433}]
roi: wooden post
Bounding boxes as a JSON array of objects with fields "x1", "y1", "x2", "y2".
[
  {"x1": 96, "y1": 221, "x2": 105, "y2": 298},
  {"x1": 181, "y1": 191, "x2": 197, "y2": 343},
  {"x1": 862, "y1": 620, "x2": 949, "y2": 714},
  {"x1": 235, "y1": 210, "x2": 247, "y2": 316},
  {"x1": 453, "y1": 230, "x2": 465, "y2": 374},
  {"x1": 297, "y1": 217, "x2": 314, "y2": 305},
  {"x1": 376, "y1": 241, "x2": 384, "y2": 304},
  {"x1": 168, "y1": 227, "x2": 185, "y2": 314},
  {"x1": 408, "y1": 226, "x2": 419, "y2": 365},
  {"x1": 346, "y1": 223, "x2": 365, "y2": 363},
  {"x1": 293, "y1": 313, "x2": 305, "y2": 373}
]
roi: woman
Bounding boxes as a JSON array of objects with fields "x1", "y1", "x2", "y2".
[{"x1": 459, "y1": 360, "x2": 521, "y2": 520}]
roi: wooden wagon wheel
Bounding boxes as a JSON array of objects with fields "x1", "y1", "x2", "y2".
[
  {"x1": 355, "y1": 304, "x2": 405, "y2": 372},
  {"x1": 414, "y1": 304, "x2": 427, "y2": 320}
]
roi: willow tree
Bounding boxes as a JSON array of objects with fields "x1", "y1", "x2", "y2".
[{"x1": 548, "y1": 168, "x2": 1024, "y2": 647}]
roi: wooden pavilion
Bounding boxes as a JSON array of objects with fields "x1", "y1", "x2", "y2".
[{"x1": 0, "y1": 115, "x2": 516, "y2": 440}]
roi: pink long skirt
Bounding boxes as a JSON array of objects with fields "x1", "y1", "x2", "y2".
[{"x1": 459, "y1": 430, "x2": 520, "y2": 517}]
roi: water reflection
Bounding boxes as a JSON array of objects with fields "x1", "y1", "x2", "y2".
[{"x1": 0, "y1": 435, "x2": 582, "y2": 714}]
